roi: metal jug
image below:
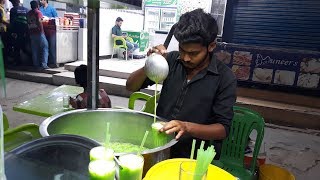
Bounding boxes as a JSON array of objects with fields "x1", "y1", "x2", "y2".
[{"x1": 144, "y1": 53, "x2": 169, "y2": 83}]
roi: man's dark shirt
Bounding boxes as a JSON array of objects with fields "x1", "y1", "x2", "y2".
[
  {"x1": 111, "y1": 25, "x2": 123, "y2": 45},
  {"x1": 141, "y1": 51, "x2": 237, "y2": 158},
  {"x1": 10, "y1": 6, "x2": 29, "y2": 34}
]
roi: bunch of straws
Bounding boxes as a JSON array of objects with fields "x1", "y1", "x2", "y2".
[{"x1": 190, "y1": 139, "x2": 216, "y2": 180}]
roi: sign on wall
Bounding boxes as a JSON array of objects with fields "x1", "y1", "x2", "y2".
[
  {"x1": 215, "y1": 43, "x2": 320, "y2": 90},
  {"x1": 145, "y1": 0, "x2": 177, "y2": 6}
]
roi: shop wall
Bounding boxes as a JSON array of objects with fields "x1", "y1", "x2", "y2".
[{"x1": 99, "y1": 9, "x2": 144, "y2": 56}]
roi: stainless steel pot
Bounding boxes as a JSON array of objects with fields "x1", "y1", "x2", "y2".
[{"x1": 39, "y1": 109, "x2": 177, "y2": 175}]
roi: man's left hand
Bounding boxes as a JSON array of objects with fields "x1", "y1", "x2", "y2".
[{"x1": 160, "y1": 120, "x2": 188, "y2": 140}]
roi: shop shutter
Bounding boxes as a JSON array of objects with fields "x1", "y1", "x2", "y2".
[{"x1": 222, "y1": 0, "x2": 320, "y2": 51}]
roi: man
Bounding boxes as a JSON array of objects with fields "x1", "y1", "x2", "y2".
[
  {"x1": 27, "y1": 0, "x2": 49, "y2": 69},
  {"x1": 126, "y1": 9, "x2": 237, "y2": 159},
  {"x1": 0, "y1": 0, "x2": 10, "y2": 63},
  {"x1": 111, "y1": 17, "x2": 138, "y2": 58},
  {"x1": 40, "y1": 0, "x2": 57, "y2": 68},
  {"x1": 9, "y1": 0, "x2": 29, "y2": 65},
  {"x1": 39, "y1": 0, "x2": 57, "y2": 18}
]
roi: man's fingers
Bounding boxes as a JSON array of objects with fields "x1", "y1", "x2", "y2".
[
  {"x1": 165, "y1": 126, "x2": 180, "y2": 134},
  {"x1": 176, "y1": 131, "x2": 184, "y2": 140}
]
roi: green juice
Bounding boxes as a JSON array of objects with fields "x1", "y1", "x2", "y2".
[
  {"x1": 119, "y1": 154, "x2": 144, "y2": 180},
  {"x1": 90, "y1": 146, "x2": 114, "y2": 161},
  {"x1": 88, "y1": 160, "x2": 115, "y2": 180},
  {"x1": 153, "y1": 82, "x2": 158, "y2": 123},
  {"x1": 101, "y1": 142, "x2": 148, "y2": 153},
  {"x1": 152, "y1": 122, "x2": 168, "y2": 147}
]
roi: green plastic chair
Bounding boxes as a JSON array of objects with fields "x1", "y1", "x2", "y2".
[
  {"x1": 0, "y1": 38, "x2": 6, "y2": 98},
  {"x1": 3, "y1": 114, "x2": 41, "y2": 152},
  {"x1": 111, "y1": 36, "x2": 134, "y2": 61},
  {"x1": 128, "y1": 91, "x2": 160, "y2": 114},
  {"x1": 3, "y1": 113, "x2": 9, "y2": 131},
  {"x1": 213, "y1": 106, "x2": 265, "y2": 180}
]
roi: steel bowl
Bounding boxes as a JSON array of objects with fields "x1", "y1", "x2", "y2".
[
  {"x1": 39, "y1": 109, "x2": 177, "y2": 175},
  {"x1": 144, "y1": 53, "x2": 169, "y2": 83}
]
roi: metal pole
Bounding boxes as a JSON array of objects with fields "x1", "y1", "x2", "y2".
[{"x1": 87, "y1": 0, "x2": 100, "y2": 109}]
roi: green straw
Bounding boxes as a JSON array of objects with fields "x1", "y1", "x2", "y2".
[
  {"x1": 190, "y1": 139, "x2": 196, "y2": 160},
  {"x1": 193, "y1": 141, "x2": 216, "y2": 180},
  {"x1": 139, "y1": 131, "x2": 149, "y2": 155},
  {"x1": 105, "y1": 122, "x2": 110, "y2": 148}
]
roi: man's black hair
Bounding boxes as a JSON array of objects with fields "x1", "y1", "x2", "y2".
[
  {"x1": 174, "y1": 8, "x2": 218, "y2": 46},
  {"x1": 74, "y1": 65, "x2": 87, "y2": 89},
  {"x1": 9, "y1": 0, "x2": 20, "y2": 6},
  {"x1": 30, "y1": 0, "x2": 39, "y2": 9},
  {"x1": 116, "y1": 17, "x2": 123, "y2": 22}
]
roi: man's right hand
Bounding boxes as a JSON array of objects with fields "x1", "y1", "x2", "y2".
[{"x1": 147, "y1": 44, "x2": 168, "y2": 59}]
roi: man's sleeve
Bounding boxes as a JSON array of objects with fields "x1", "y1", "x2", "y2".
[
  {"x1": 211, "y1": 71, "x2": 237, "y2": 136},
  {"x1": 111, "y1": 27, "x2": 117, "y2": 36},
  {"x1": 52, "y1": 7, "x2": 58, "y2": 17},
  {"x1": 10, "y1": 9, "x2": 14, "y2": 23}
]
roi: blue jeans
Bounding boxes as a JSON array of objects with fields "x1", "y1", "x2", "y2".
[
  {"x1": 30, "y1": 33, "x2": 48, "y2": 68},
  {"x1": 47, "y1": 34, "x2": 56, "y2": 65},
  {"x1": 126, "y1": 40, "x2": 138, "y2": 52}
]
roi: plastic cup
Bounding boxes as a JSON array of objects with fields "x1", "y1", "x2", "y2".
[
  {"x1": 151, "y1": 122, "x2": 168, "y2": 147},
  {"x1": 90, "y1": 146, "x2": 114, "y2": 161},
  {"x1": 62, "y1": 96, "x2": 70, "y2": 109},
  {"x1": 88, "y1": 160, "x2": 115, "y2": 180},
  {"x1": 119, "y1": 154, "x2": 144, "y2": 180},
  {"x1": 179, "y1": 161, "x2": 207, "y2": 180},
  {"x1": 257, "y1": 142, "x2": 267, "y2": 166}
]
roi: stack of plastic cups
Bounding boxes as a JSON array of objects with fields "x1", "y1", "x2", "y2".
[{"x1": 88, "y1": 146, "x2": 115, "y2": 180}]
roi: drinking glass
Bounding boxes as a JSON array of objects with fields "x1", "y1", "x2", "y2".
[
  {"x1": 62, "y1": 96, "x2": 70, "y2": 109},
  {"x1": 88, "y1": 160, "x2": 116, "y2": 180},
  {"x1": 179, "y1": 161, "x2": 207, "y2": 180},
  {"x1": 119, "y1": 154, "x2": 144, "y2": 180}
]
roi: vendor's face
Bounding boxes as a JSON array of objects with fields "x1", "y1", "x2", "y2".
[{"x1": 178, "y1": 42, "x2": 216, "y2": 69}]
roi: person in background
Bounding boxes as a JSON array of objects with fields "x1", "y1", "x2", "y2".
[
  {"x1": 9, "y1": 0, "x2": 29, "y2": 66},
  {"x1": 0, "y1": 0, "x2": 10, "y2": 63},
  {"x1": 126, "y1": 9, "x2": 237, "y2": 159},
  {"x1": 39, "y1": 0, "x2": 57, "y2": 18},
  {"x1": 69, "y1": 65, "x2": 111, "y2": 109},
  {"x1": 39, "y1": 0, "x2": 57, "y2": 68},
  {"x1": 111, "y1": 17, "x2": 138, "y2": 58},
  {"x1": 27, "y1": 0, "x2": 49, "y2": 69}
]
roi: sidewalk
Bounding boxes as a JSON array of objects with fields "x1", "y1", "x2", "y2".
[{"x1": 1, "y1": 78, "x2": 319, "y2": 180}]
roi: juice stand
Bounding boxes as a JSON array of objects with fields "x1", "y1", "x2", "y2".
[
  {"x1": 43, "y1": 16, "x2": 80, "y2": 64},
  {"x1": 3, "y1": 1, "x2": 237, "y2": 180}
]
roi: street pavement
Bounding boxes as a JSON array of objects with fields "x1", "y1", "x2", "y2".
[{"x1": 1, "y1": 79, "x2": 320, "y2": 179}]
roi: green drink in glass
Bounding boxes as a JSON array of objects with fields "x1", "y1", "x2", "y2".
[
  {"x1": 119, "y1": 154, "x2": 144, "y2": 180},
  {"x1": 89, "y1": 160, "x2": 116, "y2": 180},
  {"x1": 90, "y1": 146, "x2": 114, "y2": 161},
  {"x1": 152, "y1": 122, "x2": 168, "y2": 147}
]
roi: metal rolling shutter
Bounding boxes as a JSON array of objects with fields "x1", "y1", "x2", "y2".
[{"x1": 222, "y1": 0, "x2": 320, "y2": 51}]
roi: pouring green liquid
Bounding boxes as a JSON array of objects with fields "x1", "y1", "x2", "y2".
[{"x1": 154, "y1": 82, "x2": 158, "y2": 123}]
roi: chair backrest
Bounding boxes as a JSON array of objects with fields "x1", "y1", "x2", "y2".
[
  {"x1": 143, "y1": 93, "x2": 160, "y2": 114},
  {"x1": 3, "y1": 113, "x2": 9, "y2": 131},
  {"x1": 128, "y1": 92, "x2": 160, "y2": 114},
  {"x1": 220, "y1": 106, "x2": 265, "y2": 174},
  {"x1": 113, "y1": 36, "x2": 127, "y2": 49}
]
